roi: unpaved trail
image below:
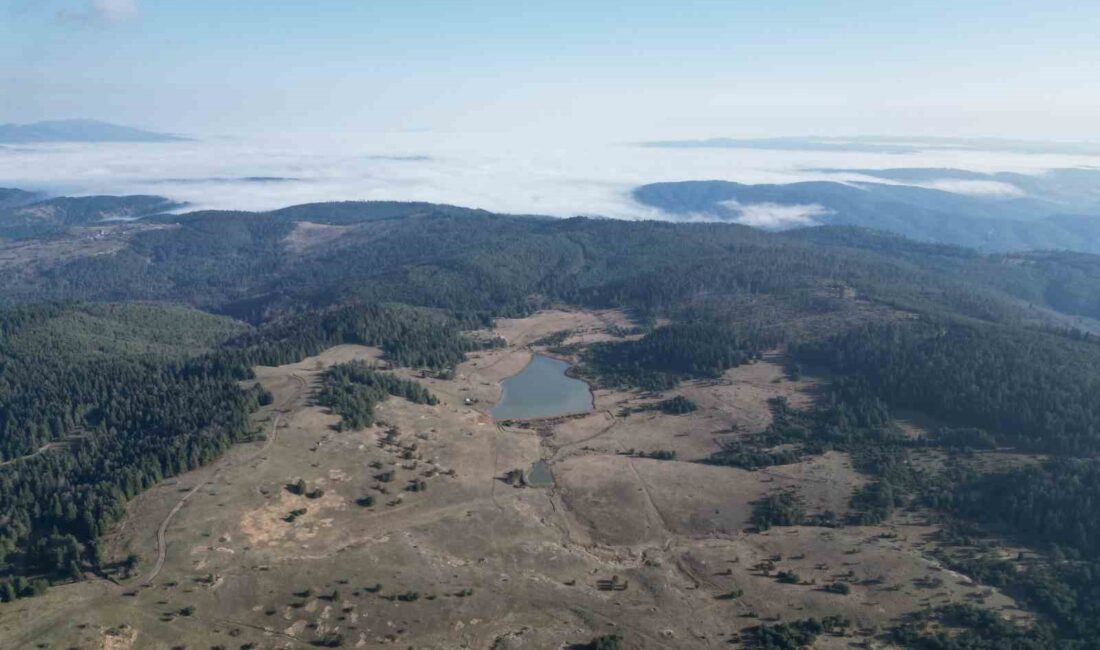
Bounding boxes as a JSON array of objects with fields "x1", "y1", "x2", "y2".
[
  {"x1": 0, "y1": 434, "x2": 88, "y2": 467},
  {"x1": 547, "y1": 410, "x2": 619, "y2": 461},
  {"x1": 626, "y1": 457, "x2": 676, "y2": 542},
  {"x1": 140, "y1": 373, "x2": 307, "y2": 586},
  {"x1": 0, "y1": 441, "x2": 66, "y2": 467}
]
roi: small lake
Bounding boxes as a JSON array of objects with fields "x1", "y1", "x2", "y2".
[
  {"x1": 491, "y1": 354, "x2": 593, "y2": 421},
  {"x1": 524, "y1": 461, "x2": 554, "y2": 488}
]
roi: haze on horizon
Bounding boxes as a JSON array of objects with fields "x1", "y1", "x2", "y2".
[{"x1": 3, "y1": 0, "x2": 1100, "y2": 143}]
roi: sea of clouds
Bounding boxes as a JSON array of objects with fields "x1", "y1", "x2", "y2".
[{"x1": 2, "y1": 131, "x2": 1099, "y2": 222}]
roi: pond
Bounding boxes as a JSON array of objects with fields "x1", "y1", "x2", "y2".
[
  {"x1": 491, "y1": 354, "x2": 593, "y2": 421},
  {"x1": 524, "y1": 461, "x2": 554, "y2": 488}
]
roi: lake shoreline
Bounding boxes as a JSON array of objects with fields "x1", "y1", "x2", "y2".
[{"x1": 490, "y1": 353, "x2": 595, "y2": 422}]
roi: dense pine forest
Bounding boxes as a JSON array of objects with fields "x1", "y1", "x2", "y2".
[
  {"x1": 4, "y1": 196, "x2": 1097, "y2": 327},
  {"x1": 0, "y1": 300, "x2": 486, "y2": 598},
  {"x1": 0, "y1": 303, "x2": 259, "y2": 595},
  {"x1": 3, "y1": 196, "x2": 1100, "y2": 645},
  {"x1": 579, "y1": 321, "x2": 774, "y2": 390},
  {"x1": 795, "y1": 318, "x2": 1100, "y2": 454},
  {"x1": 316, "y1": 361, "x2": 438, "y2": 430}
]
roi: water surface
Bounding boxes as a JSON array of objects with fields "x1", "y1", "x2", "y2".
[
  {"x1": 491, "y1": 354, "x2": 593, "y2": 420},
  {"x1": 524, "y1": 461, "x2": 554, "y2": 488}
]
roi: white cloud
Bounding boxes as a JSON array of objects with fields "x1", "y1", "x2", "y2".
[
  {"x1": 57, "y1": 0, "x2": 137, "y2": 24},
  {"x1": 719, "y1": 200, "x2": 831, "y2": 229},
  {"x1": 914, "y1": 179, "x2": 1025, "y2": 198},
  {"x1": 1, "y1": 131, "x2": 1098, "y2": 221},
  {"x1": 91, "y1": 0, "x2": 137, "y2": 22}
]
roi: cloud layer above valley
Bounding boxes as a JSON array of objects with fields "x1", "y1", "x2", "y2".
[
  {"x1": 718, "y1": 200, "x2": 832, "y2": 229},
  {"x1": 3, "y1": 132, "x2": 1100, "y2": 220}
]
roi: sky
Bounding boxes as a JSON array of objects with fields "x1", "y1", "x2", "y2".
[
  {"x1": 3, "y1": 1, "x2": 1100, "y2": 218},
  {"x1": 3, "y1": 0, "x2": 1100, "y2": 141}
]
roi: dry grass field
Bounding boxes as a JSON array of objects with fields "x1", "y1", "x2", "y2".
[{"x1": 0, "y1": 309, "x2": 1024, "y2": 649}]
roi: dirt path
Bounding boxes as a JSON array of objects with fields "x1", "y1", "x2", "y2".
[
  {"x1": 0, "y1": 442, "x2": 65, "y2": 467},
  {"x1": 0, "y1": 435, "x2": 87, "y2": 467},
  {"x1": 139, "y1": 374, "x2": 306, "y2": 586},
  {"x1": 546, "y1": 410, "x2": 619, "y2": 462},
  {"x1": 626, "y1": 457, "x2": 676, "y2": 541}
]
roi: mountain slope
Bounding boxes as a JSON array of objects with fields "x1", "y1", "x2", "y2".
[
  {"x1": 0, "y1": 188, "x2": 42, "y2": 209},
  {"x1": 0, "y1": 194, "x2": 182, "y2": 239},
  {"x1": 783, "y1": 225, "x2": 1100, "y2": 321},
  {"x1": 3, "y1": 195, "x2": 1100, "y2": 648},
  {"x1": 0, "y1": 195, "x2": 1096, "y2": 330}
]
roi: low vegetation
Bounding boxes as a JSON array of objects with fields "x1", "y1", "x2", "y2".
[{"x1": 740, "y1": 617, "x2": 849, "y2": 649}]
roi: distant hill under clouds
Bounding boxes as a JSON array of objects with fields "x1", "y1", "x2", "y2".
[
  {"x1": 640, "y1": 136, "x2": 1100, "y2": 157},
  {"x1": 0, "y1": 119, "x2": 186, "y2": 143},
  {"x1": 632, "y1": 168, "x2": 1100, "y2": 253}
]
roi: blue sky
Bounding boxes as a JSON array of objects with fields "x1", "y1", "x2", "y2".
[{"x1": 2, "y1": 1, "x2": 1099, "y2": 139}]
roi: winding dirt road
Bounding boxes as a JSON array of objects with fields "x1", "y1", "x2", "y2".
[{"x1": 140, "y1": 373, "x2": 307, "y2": 586}]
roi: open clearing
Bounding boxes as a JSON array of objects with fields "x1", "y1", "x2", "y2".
[{"x1": 0, "y1": 309, "x2": 1022, "y2": 649}]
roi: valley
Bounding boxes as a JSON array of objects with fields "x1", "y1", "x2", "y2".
[
  {"x1": 6, "y1": 3, "x2": 1100, "y2": 648},
  {"x1": 1, "y1": 196, "x2": 1099, "y2": 649},
  {"x1": 0, "y1": 310, "x2": 1026, "y2": 649}
]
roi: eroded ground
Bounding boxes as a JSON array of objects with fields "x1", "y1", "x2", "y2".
[{"x1": 0, "y1": 309, "x2": 1023, "y2": 649}]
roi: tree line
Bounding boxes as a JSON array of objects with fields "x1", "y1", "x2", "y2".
[
  {"x1": 0, "y1": 301, "x2": 482, "y2": 598},
  {"x1": 315, "y1": 361, "x2": 437, "y2": 430},
  {"x1": 796, "y1": 318, "x2": 1100, "y2": 455},
  {"x1": 579, "y1": 321, "x2": 775, "y2": 390}
]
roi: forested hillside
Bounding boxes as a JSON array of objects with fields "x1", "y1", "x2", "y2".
[
  {"x1": 579, "y1": 321, "x2": 774, "y2": 390},
  {"x1": 0, "y1": 195, "x2": 180, "y2": 240},
  {"x1": 0, "y1": 301, "x2": 486, "y2": 597},
  {"x1": 786, "y1": 226, "x2": 1100, "y2": 321},
  {"x1": 796, "y1": 318, "x2": 1100, "y2": 454},
  {"x1": 3, "y1": 195, "x2": 1100, "y2": 648},
  {"x1": 0, "y1": 196, "x2": 1089, "y2": 326},
  {"x1": 0, "y1": 303, "x2": 258, "y2": 594}
]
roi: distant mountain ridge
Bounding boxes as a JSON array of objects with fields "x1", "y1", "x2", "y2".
[
  {"x1": 813, "y1": 167, "x2": 1100, "y2": 210},
  {"x1": 0, "y1": 188, "x2": 43, "y2": 209},
  {"x1": 633, "y1": 168, "x2": 1100, "y2": 254},
  {"x1": 0, "y1": 194, "x2": 182, "y2": 239},
  {"x1": 0, "y1": 119, "x2": 186, "y2": 143},
  {"x1": 1, "y1": 189, "x2": 1099, "y2": 325},
  {"x1": 640, "y1": 135, "x2": 1100, "y2": 156}
]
